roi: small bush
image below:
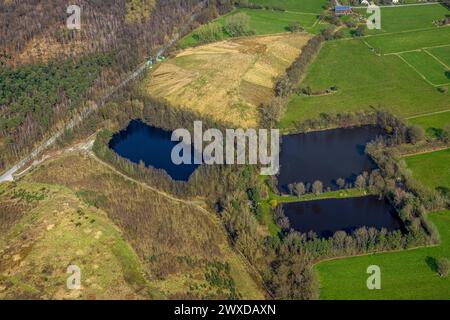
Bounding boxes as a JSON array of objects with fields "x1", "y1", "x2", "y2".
[
  {"x1": 288, "y1": 22, "x2": 303, "y2": 33},
  {"x1": 224, "y1": 12, "x2": 251, "y2": 37},
  {"x1": 195, "y1": 22, "x2": 223, "y2": 44},
  {"x1": 436, "y1": 258, "x2": 450, "y2": 277}
]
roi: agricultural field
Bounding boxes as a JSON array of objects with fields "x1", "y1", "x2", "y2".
[
  {"x1": 178, "y1": 8, "x2": 322, "y2": 48},
  {"x1": 280, "y1": 2, "x2": 450, "y2": 131},
  {"x1": 219, "y1": 9, "x2": 319, "y2": 35},
  {"x1": 427, "y1": 45, "x2": 450, "y2": 67},
  {"x1": 249, "y1": 0, "x2": 328, "y2": 13},
  {"x1": 144, "y1": 33, "x2": 311, "y2": 127},
  {"x1": 316, "y1": 210, "x2": 450, "y2": 300},
  {"x1": 408, "y1": 111, "x2": 450, "y2": 138},
  {"x1": 356, "y1": 3, "x2": 449, "y2": 34},
  {"x1": 366, "y1": 27, "x2": 450, "y2": 54},
  {"x1": 280, "y1": 39, "x2": 450, "y2": 130},
  {"x1": 404, "y1": 148, "x2": 450, "y2": 192},
  {"x1": 398, "y1": 50, "x2": 450, "y2": 86}
]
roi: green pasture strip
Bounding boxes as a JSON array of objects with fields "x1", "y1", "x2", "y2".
[{"x1": 316, "y1": 210, "x2": 450, "y2": 300}]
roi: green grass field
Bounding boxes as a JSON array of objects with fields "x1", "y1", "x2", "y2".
[
  {"x1": 226, "y1": 9, "x2": 319, "y2": 34},
  {"x1": 357, "y1": 4, "x2": 449, "y2": 34},
  {"x1": 427, "y1": 45, "x2": 450, "y2": 67},
  {"x1": 404, "y1": 148, "x2": 450, "y2": 191},
  {"x1": 399, "y1": 50, "x2": 450, "y2": 86},
  {"x1": 249, "y1": 0, "x2": 328, "y2": 13},
  {"x1": 408, "y1": 111, "x2": 450, "y2": 138},
  {"x1": 316, "y1": 210, "x2": 450, "y2": 300},
  {"x1": 366, "y1": 26, "x2": 450, "y2": 54},
  {"x1": 178, "y1": 8, "x2": 322, "y2": 48},
  {"x1": 280, "y1": 39, "x2": 450, "y2": 130}
]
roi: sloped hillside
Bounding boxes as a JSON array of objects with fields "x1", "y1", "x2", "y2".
[
  {"x1": 144, "y1": 33, "x2": 311, "y2": 127},
  {"x1": 0, "y1": 181, "x2": 160, "y2": 299},
  {"x1": 2, "y1": 151, "x2": 265, "y2": 299}
]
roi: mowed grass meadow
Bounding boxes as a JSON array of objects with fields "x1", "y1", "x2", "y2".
[
  {"x1": 357, "y1": 3, "x2": 449, "y2": 34},
  {"x1": 220, "y1": 9, "x2": 319, "y2": 35},
  {"x1": 178, "y1": 9, "x2": 319, "y2": 48},
  {"x1": 316, "y1": 210, "x2": 450, "y2": 300},
  {"x1": 366, "y1": 27, "x2": 450, "y2": 54},
  {"x1": 399, "y1": 50, "x2": 450, "y2": 86},
  {"x1": 248, "y1": 0, "x2": 328, "y2": 13},
  {"x1": 427, "y1": 45, "x2": 450, "y2": 67},
  {"x1": 404, "y1": 148, "x2": 450, "y2": 191}
]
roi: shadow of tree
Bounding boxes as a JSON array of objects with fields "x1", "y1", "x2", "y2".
[{"x1": 426, "y1": 256, "x2": 438, "y2": 273}]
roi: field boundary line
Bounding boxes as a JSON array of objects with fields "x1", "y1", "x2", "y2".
[
  {"x1": 384, "y1": 49, "x2": 421, "y2": 56},
  {"x1": 338, "y1": 25, "x2": 450, "y2": 43},
  {"x1": 385, "y1": 43, "x2": 450, "y2": 56},
  {"x1": 395, "y1": 53, "x2": 439, "y2": 87},
  {"x1": 406, "y1": 109, "x2": 450, "y2": 120},
  {"x1": 284, "y1": 10, "x2": 320, "y2": 16},
  {"x1": 313, "y1": 243, "x2": 441, "y2": 266},
  {"x1": 352, "y1": 2, "x2": 444, "y2": 8},
  {"x1": 423, "y1": 43, "x2": 450, "y2": 50},
  {"x1": 423, "y1": 48, "x2": 450, "y2": 69},
  {"x1": 401, "y1": 146, "x2": 450, "y2": 158},
  {"x1": 311, "y1": 15, "x2": 322, "y2": 28}
]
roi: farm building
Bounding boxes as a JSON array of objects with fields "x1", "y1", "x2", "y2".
[{"x1": 335, "y1": 6, "x2": 352, "y2": 16}]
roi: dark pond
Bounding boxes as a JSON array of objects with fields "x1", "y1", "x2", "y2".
[
  {"x1": 109, "y1": 120, "x2": 199, "y2": 181},
  {"x1": 278, "y1": 126, "x2": 383, "y2": 193},
  {"x1": 282, "y1": 196, "x2": 403, "y2": 238}
]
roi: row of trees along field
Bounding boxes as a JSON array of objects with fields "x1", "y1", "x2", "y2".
[
  {"x1": 260, "y1": 33, "x2": 325, "y2": 127},
  {"x1": 0, "y1": 0, "x2": 234, "y2": 174}
]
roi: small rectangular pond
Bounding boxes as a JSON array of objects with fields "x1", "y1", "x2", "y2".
[
  {"x1": 109, "y1": 120, "x2": 199, "y2": 181},
  {"x1": 281, "y1": 196, "x2": 403, "y2": 238},
  {"x1": 278, "y1": 126, "x2": 383, "y2": 193}
]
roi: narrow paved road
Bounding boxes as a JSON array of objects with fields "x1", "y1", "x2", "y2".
[{"x1": 0, "y1": 0, "x2": 207, "y2": 183}]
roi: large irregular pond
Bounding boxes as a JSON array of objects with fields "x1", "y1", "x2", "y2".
[
  {"x1": 278, "y1": 126, "x2": 383, "y2": 193},
  {"x1": 282, "y1": 196, "x2": 403, "y2": 238},
  {"x1": 109, "y1": 120, "x2": 199, "y2": 181}
]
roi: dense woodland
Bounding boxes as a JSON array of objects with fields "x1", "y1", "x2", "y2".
[{"x1": 0, "y1": 0, "x2": 233, "y2": 173}]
